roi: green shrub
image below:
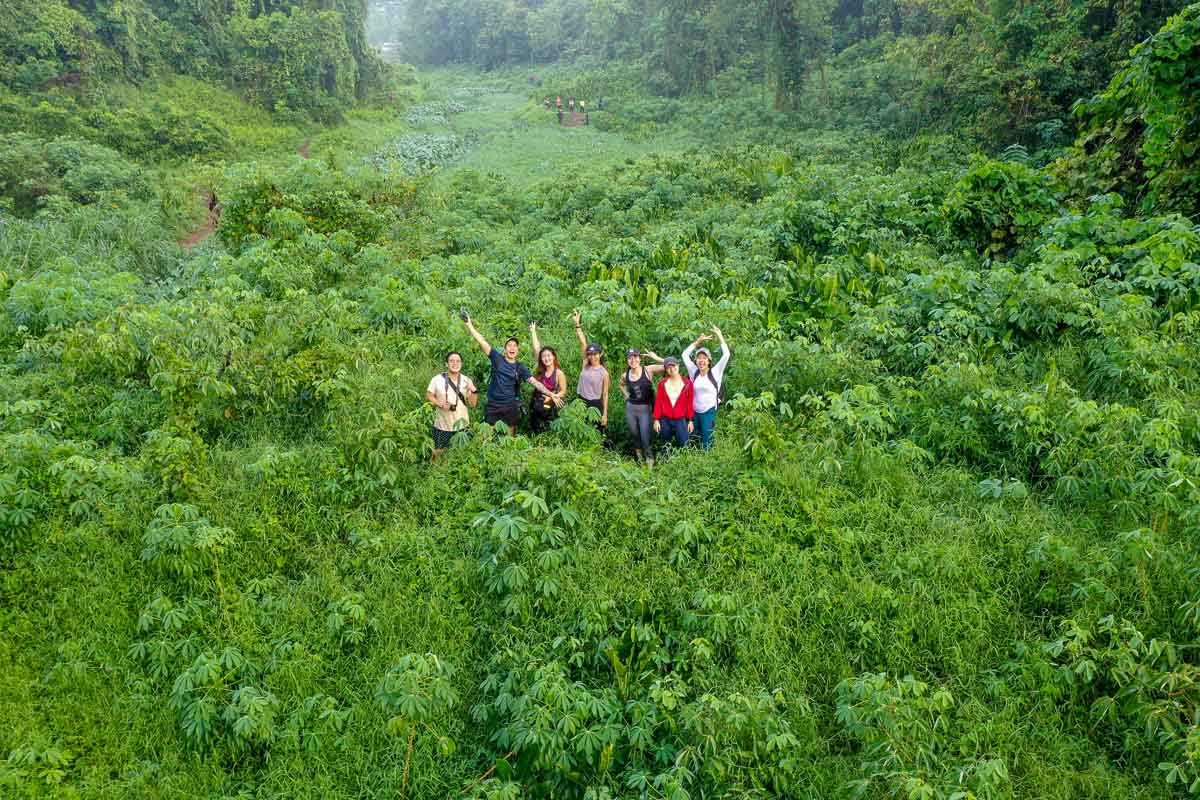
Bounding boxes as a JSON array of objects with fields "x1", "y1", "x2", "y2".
[{"x1": 943, "y1": 157, "x2": 1060, "y2": 258}]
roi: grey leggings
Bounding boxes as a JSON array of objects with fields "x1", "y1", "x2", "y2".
[{"x1": 625, "y1": 402, "x2": 653, "y2": 453}]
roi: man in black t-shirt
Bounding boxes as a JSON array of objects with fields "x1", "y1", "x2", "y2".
[{"x1": 463, "y1": 314, "x2": 563, "y2": 433}]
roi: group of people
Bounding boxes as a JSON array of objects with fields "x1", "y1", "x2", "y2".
[
  {"x1": 542, "y1": 96, "x2": 604, "y2": 125},
  {"x1": 425, "y1": 312, "x2": 730, "y2": 464}
]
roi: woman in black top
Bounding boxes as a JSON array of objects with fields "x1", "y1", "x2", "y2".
[{"x1": 619, "y1": 348, "x2": 665, "y2": 464}]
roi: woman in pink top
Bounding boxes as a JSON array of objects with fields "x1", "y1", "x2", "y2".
[{"x1": 528, "y1": 322, "x2": 568, "y2": 434}]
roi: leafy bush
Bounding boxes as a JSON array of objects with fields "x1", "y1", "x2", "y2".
[
  {"x1": 943, "y1": 157, "x2": 1060, "y2": 258},
  {"x1": 0, "y1": 133, "x2": 151, "y2": 216}
]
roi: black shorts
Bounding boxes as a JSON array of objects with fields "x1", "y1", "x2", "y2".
[
  {"x1": 432, "y1": 426, "x2": 457, "y2": 449},
  {"x1": 485, "y1": 404, "x2": 521, "y2": 431}
]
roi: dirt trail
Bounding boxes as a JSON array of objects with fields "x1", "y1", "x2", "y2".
[
  {"x1": 179, "y1": 138, "x2": 311, "y2": 249},
  {"x1": 560, "y1": 112, "x2": 590, "y2": 128},
  {"x1": 180, "y1": 191, "x2": 220, "y2": 249}
]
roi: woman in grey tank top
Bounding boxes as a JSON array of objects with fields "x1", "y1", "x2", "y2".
[{"x1": 572, "y1": 310, "x2": 611, "y2": 443}]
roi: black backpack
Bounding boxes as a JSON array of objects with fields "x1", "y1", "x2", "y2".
[{"x1": 692, "y1": 366, "x2": 726, "y2": 406}]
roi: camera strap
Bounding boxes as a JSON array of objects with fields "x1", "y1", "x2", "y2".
[{"x1": 443, "y1": 373, "x2": 467, "y2": 406}]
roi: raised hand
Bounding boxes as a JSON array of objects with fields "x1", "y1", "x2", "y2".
[{"x1": 571, "y1": 309, "x2": 582, "y2": 327}]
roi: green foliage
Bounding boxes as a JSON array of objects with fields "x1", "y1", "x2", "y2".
[
  {"x1": 837, "y1": 673, "x2": 1011, "y2": 799},
  {"x1": 943, "y1": 157, "x2": 1060, "y2": 258},
  {"x1": 1069, "y1": 3, "x2": 1200, "y2": 217},
  {"x1": 5, "y1": 39, "x2": 1200, "y2": 800},
  {"x1": 0, "y1": 133, "x2": 151, "y2": 217},
  {"x1": 0, "y1": 0, "x2": 386, "y2": 119},
  {"x1": 140, "y1": 503, "x2": 233, "y2": 588}
]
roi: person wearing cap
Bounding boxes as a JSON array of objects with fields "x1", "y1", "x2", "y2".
[
  {"x1": 462, "y1": 313, "x2": 562, "y2": 434},
  {"x1": 572, "y1": 310, "x2": 611, "y2": 444},
  {"x1": 619, "y1": 347, "x2": 666, "y2": 465},
  {"x1": 653, "y1": 356, "x2": 694, "y2": 449},
  {"x1": 682, "y1": 326, "x2": 730, "y2": 449}
]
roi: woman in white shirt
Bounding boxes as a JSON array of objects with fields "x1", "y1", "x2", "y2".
[{"x1": 682, "y1": 326, "x2": 729, "y2": 450}]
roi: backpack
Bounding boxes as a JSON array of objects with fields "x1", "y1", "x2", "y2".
[{"x1": 691, "y1": 367, "x2": 726, "y2": 406}]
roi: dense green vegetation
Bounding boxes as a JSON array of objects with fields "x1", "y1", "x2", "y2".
[
  {"x1": 0, "y1": 0, "x2": 386, "y2": 120},
  {"x1": 2, "y1": 0, "x2": 1200, "y2": 798},
  {"x1": 389, "y1": 0, "x2": 1192, "y2": 148}
]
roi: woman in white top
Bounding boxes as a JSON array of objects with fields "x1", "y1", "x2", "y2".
[{"x1": 682, "y1": 326, "x2": 729, "y2": 450}]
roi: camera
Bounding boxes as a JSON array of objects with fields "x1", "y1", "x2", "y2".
[{"x1": 458, "y1": 309, "x2": 469, "y2": 322}]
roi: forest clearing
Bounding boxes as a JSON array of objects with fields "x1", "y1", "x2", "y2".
[{"x1": 2, "y1": 1, "x2": 1200, "y2": 798}]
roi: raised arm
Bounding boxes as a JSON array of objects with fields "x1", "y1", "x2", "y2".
[
  {"x1": 572, "y1": 309, "x2": 587, "y2": 365},
  {"x1": 643, "y1": 350, "x2": 666, "y2": 377},
  {"x1": 463, "y1": 315, "x2": 492, "y2": 355},
  {"x1": 529, "y1": 322, "x2": 542, "y2": 356},
  {"x1": 681, "y1": 334, "x2": 710, "y2": 375},
  {"x1": 712, "y1": 326, "x2": 731, "y2": 373}
]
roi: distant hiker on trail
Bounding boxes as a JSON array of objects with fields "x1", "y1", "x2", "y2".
[
  {"x1": 580, "y1": 99, "x2": 588, "y2": 124},
  {"x1": 568, "y1": 97, "x2": 575, "y2": 112},
  {"x1": 543, "y1": 97, "x2": 551, "y2": 109},
  {"x1": 597, "y1": 97, "x2": 605, "y2": 110},
  {"x1": 653, "y1": 357, "x2": 694, "y2": 450},
  {"x1": 556, "y1": 96, "x2": 562, "y2": 110},
  {"x1": 683, "y1": 326, "x2": 730, "y2": 449},
  {"x1": 573, "y1": 310, "x2": 611, "y2": 444},
  {"x1": 528, "y1": 322, "x2": 568, "y2": 434},
  {"x1": 462, "y1": 313, "x2": 562, "y2": 434},
  {"x1": 620, "y1": 348, "x2": 666, "y2": 465},
  {"x1": 426, "y1": 351, "x2": 478, "y2": 462},
  {"x1": 558, "y1": 108, "x2": 564, "y2": 125}
]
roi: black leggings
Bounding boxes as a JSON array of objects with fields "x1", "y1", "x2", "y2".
[
  {"x1": 625, "y1": 403, "x2": 653, "y2": 453},
  {"x1": 529, "y1": 398, "x2": 558, "y2": 434}
]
